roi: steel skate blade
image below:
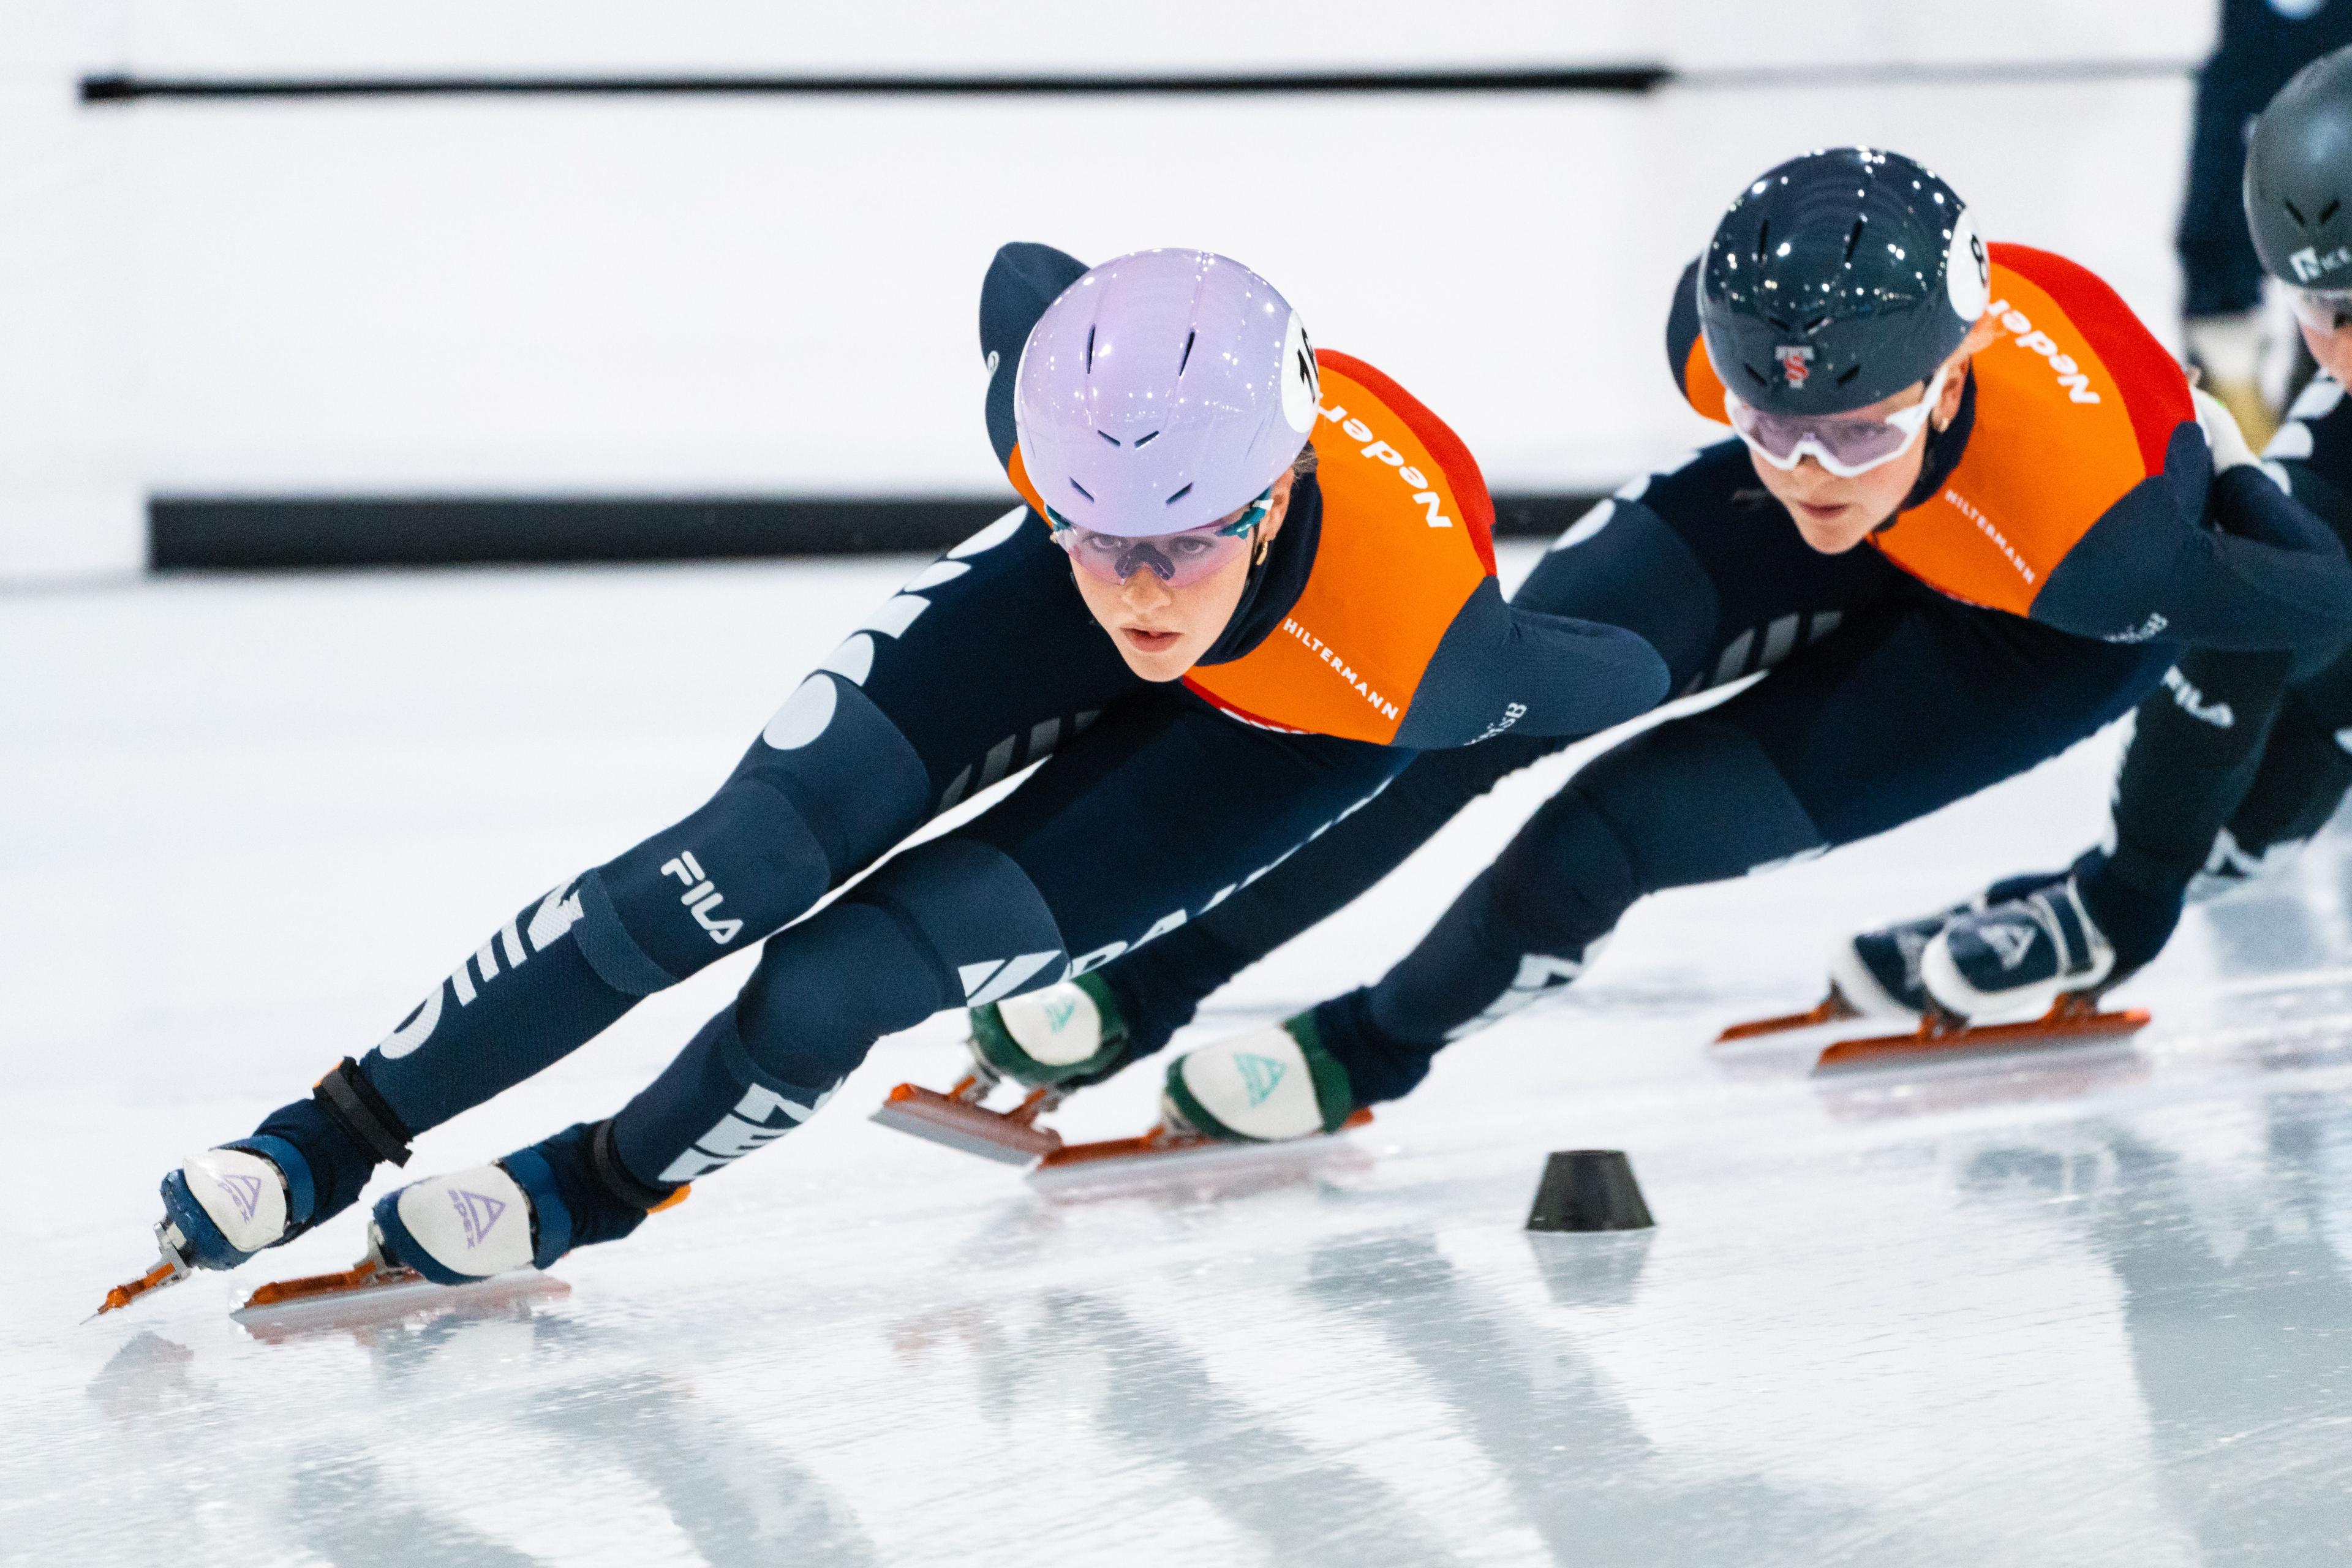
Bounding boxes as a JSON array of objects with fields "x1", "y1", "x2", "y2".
[
  {"x1": 1812, "y1": 1002, "x2": 2150, "y2": 1072},
  {"x1": 233, "y1": 1258, "x2": 568, "y2": 1343},
  {"x1": 1027, "y1": 1109, "x2": 1376, "y2": 1197},
  {"x1": 88, "y1": 1259, "x2": 184, "y2": 1322},
  {"x1": 1715, "y1": 987, "x2": 1862, "y2": 1043},
  {"x1": 89, "y1": 1223, "x2": 194, "y2": 1321},
  {"x1": 871, "y1": 1082, "x2": 1064, "y2": 1164}
]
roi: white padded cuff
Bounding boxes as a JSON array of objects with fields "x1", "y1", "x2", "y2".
[
  {"x1": 998, "y1": 983, "x2": 1104, "y2": 1067},
  {"x1": 394, "y1": 1165, "x2": 535, "y2": 1278},
  {"x1": 184, "y1": 1147, "x2": 289, "y2": 1254}
]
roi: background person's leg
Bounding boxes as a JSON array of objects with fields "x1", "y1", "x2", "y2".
[
  {"x1": 2085, "y1": 646, "x2": 2294, "y2": 927},
  {"x1": 2200, "y1": 639, "x2": 2352, "y2": 887}
]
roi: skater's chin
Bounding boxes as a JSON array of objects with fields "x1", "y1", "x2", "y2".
[{"x1": 1788, "y1": 502, "x2": 1878, "y2": 553}]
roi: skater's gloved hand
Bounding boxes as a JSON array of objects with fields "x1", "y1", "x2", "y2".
[{"x1": 2193, "y1": 385, "x2": 2283, "y2": 489}]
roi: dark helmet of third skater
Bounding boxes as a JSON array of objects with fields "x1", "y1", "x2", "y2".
[
  {"x1": 2245, "y1": 44, "x2": 2352, "y2": 290},
  {"x1": 1698, "y1": 146, "x2": 1989, "y2": 417}
]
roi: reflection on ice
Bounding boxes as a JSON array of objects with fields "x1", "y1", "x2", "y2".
[{"x1": 12, "y1": 559, "x2": 2352, "y2": 1564}]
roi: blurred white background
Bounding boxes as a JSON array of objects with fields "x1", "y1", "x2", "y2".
[{"x1": 1, "y1": 2, "x2": 2217, "y2": 581}]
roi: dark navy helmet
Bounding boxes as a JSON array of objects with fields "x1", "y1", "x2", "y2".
[
  {"x1": 1698, "y1": 148, "x2": 1989, "y2": 417},
  {"x1": 2245, "y1": 45, "x2": 2352, "y2": 290}
]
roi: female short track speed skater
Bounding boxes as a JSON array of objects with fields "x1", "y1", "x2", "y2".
[
  {"x1": 111, "y1": 246, "x2": 1666, "y2": 1303},
  {"x1": 1831, "y1": 47, "x2": 2352, "y2": 1023},
  {"x1": 946, "y1": 148, "x2": 2352, "y2": 1147}
]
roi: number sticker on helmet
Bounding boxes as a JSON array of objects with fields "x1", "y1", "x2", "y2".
[
  {"x1": 1947, "y1": 211, "x2": 1990, "y2": 322},
  {"x1": 1281, "y1": 312, "x2": 1319, "y2": 434}
]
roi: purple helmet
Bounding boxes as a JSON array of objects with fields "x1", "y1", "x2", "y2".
[{"x1": 1014, "y1": 249, "x2": 1320, "y2": 538}]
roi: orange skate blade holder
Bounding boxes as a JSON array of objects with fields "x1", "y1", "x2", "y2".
[
  {"x1": 1812, "y1": 993, "x2": 2149, "y2": 1072},
  {"x1": 91, "y1": 1259, "x2": 182, "y2": 1320},
  {"x1": 1716, "y1": 986, "x2": 1862, "y2": 1043},
  {"x1": 1035, "y1": 1107, "x2": 1375, "y2": 1172},
  {"x1": 240, "y1": 1256, "x2": 425, "y2": 1311},
  {"x1": 871, "y1": 1080, "x2": 1066, "y2": 1164}
]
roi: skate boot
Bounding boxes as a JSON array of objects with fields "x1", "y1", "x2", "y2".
[
  {"x1": 153, "y1": 1051, "x2": 414, "y2": 1272},
  {"x1": 156, "y1": 1142, "x2": 313, "y2": 1272},
  {"x1": 369, "y1": 1120, "x2": 681, "y2": 1285},
  {"x1": 1828, "y1": 905, "x2": 1966, "y2": 1019},
  {"x1": 967, "y1": 973, "x2": 1131, "y2": 1088},
  {"x1": 1161, "y1": 1014, "x2": 1356, "y2": 1144},
  {"x1": 1921, "y1": 875, "x2": 2114, "y2": 1020},
  {"x1": 97, "y1": 1058, "x2": 412, "y2": 1316},
  {"x1": 1828, "y1": 865, "x2": 2074, "y2": 1018},
  {"x1": 103, "y1": 1142, "x2": 319, "y2": 1316}
]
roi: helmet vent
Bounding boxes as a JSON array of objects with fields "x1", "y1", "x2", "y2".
[
  {"x1": 1178, "y1": 330, "x2": 1197, "y2": 376},
  {"x1": 2325, "y1": 200, "x2": 2343, "y2": 225},
  {"x1": 1098, "y1": 431, "x2": 1120, "y2": 446},
  {"x1": 1842, "y1": 217, "x2": 1866, "y2": 262},
  {"x1": 1754, "y1": 219, "x2": 1771, "y2": 265},
  {"x1": 1069, "y1": 478, "x2": 1095, "y2": 502},
  {"x1": 1836, "y1": 365, "x2": 1861, "y2": 385},
  {"x1": 1743, "y1": 364, "x2": 1768, "y2": 386},
  {"x1": 1085, "y1": 326, "x2": 1097, "y2": 371},
  {"x1": 1165, "y1": 483, "x2": 1193, "y2": 505},
  {"x1": 2286, "y1": 198, "x2": 2309, "y2": 228},
  {"x1": 1134, "y1": 431, "x2": 1160, "y2": 447}
]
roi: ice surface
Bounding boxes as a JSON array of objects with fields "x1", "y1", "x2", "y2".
[{"x1": 4, "y1": 546, "x2": 2350, "y2": 1565}]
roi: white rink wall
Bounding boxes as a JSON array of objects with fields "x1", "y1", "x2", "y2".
[{"x1": 1, "y1": 2, "x2": 2216, "y2": 581}]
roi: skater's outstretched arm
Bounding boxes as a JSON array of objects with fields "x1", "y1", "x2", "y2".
[
  {"x1": 2035, "y1": 448, "x2": 2352, "y2": 652},
  {"x1": 1390, "y1": 581, "x2": 1674, "y2": 746}
]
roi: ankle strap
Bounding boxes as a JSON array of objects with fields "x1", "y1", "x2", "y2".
[{"x1": 312, "y1": 1058, "x2": 413, "y2": 1167}]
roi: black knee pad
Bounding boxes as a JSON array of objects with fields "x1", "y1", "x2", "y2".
[
  {"x1": 1487, "y1": 783, "x2": 1641, "y2": 955},
  {"x1": 848, "y1": 837, "x2": 1069, "y2": 1008},
  {"x1": 585, "y1": 674, "x2": 934, "y2": 992},
  {"x1": 729, "y1": 837, "x2": 1067, "y2": 1087}
]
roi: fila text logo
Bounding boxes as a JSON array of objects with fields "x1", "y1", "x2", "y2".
[{"x1": 662, "y1": 851, "x2": 745, "y2": 945}]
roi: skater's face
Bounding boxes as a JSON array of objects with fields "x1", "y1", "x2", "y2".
[
  {"x1": 1749, "y1": 315, "x2": 1996, "y2": 554},
  {"x1": 1069, "y1": 467, "x2": 1297, "y2": 681}
]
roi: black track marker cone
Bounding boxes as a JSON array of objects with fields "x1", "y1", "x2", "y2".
[{"x1": 1525, "y1": 1150, "x2": 1654, "y2": 1232}]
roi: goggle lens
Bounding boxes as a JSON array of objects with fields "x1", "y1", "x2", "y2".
[
  {"x1": 2290, "y1": 287, "x2": 2352, "y2": 334},
  {"x1": 1048, "y1": 488, "x2": 1270, "y2": 588},
  {"x1": 1724, "y1": 362, "x2": 1949, "y2": 479}
]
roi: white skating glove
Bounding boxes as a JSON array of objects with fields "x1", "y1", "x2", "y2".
[{"x1": 2193, "y1": 383, "x2": 2291, "y2": 495}]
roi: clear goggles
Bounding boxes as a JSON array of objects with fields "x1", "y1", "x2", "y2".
[
  {"x1": 2290, "y1": 286, "x2": 2352, "y2": 334},
  {"x1": 1046, "y1": 485, "x2": 1272, "y2": 589},
  {"x1": 1724, "y1": 360, "x2": 1951, "y2": 479}
]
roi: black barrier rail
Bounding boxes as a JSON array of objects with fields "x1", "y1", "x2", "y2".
[
  {"x1": 83, "y1": 66, "x2": 1668, "y2": 102},
  {"x1": 149, "y1": 494, "x2": 1608, "y2": 570},
  {"x1": 80, "y1": 58, "x2": 2194, "y2": 104}
]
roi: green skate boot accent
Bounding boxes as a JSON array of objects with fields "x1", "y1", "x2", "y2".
[
  {"x1": 1163, "y1": 1012, "x2": 1355, "y2": 1142},
  {"x1": 968, "y1": 972, "x2": 1131, "y2": 1087}
]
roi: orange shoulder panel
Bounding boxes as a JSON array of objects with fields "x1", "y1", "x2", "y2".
[
  {"x1": 1182, "y1": 352, "x2": 1496, "y2": 744},
  {"x1": 1005, "y1": 443, "x2": 1048, "y2": 517},
  {"x1": 1680, "y1": 333, "x2": 1730, "y2": 426},
  {"x1": 1873, "y1": 246, "x2": 2192, "y2": 615}
]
